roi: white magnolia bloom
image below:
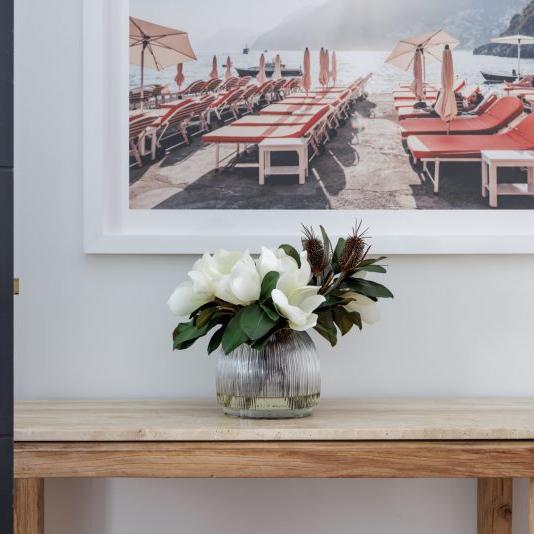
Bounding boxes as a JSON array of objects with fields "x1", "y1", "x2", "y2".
[
  {"x1": 167, "y1": 282, "x2": 212, "y2": 317},
  {"x1": 257, "y1": 247, "x2": 301, "y2": 279},
  {"x1": 168, "y1": 249, "x2": 262, "y2": 315},
  {"x1": 214, "y1": 251, "x2": 261, "y2": 306},
  {"x1": 271, "y1": 254, "x2": 325, "y2": 331},
  {"x1": 344, "y1": 293, "x2": 380, "y2": 325}
]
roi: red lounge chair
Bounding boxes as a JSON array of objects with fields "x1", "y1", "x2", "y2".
[
  {"x1": 129, "y1": 116, "x2": 158, "y2": 167},
  {"x1": 218, "y1": 77, "x2": 240, "y2": 92},
  {"x1": 209, "y1": 88, "x2": 245, "y2": 120},
  {"x1": 406, "y1": 113, "x2": 534, "y2": 193},
  {"x1": 155, "y1": 97, "x2": 216, "y2": 154},
  {"x1": 232, "y1": 114, "x2": 315, "y2": 127},
  {"x1": 394, "y1": 79, "x2": 466, "y2": 101},
  {"x1": 399, "y1": 97, "x2": 524, "y2": 138},
  {"x1": 398, "y1": 93, "x2": 498, "y2": 120},
  {"x1": 202, "y1": 106, "x2": 330, "y2": 169},
  {"x1": 260, "y1": 103, "x2": 327, "y2": 115},
  {"x1": 201, "y1": 78, "x2": 222, "y2": 93},
  {"x1": 178, "y1": 80, "x2": 207, "y2": 97}
]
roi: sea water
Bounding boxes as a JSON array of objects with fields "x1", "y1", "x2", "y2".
[{"x1": 130, "y1": 49, "x2": 534, "y2": 94}]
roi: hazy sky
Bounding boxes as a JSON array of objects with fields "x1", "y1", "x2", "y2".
[{"x1": 130, "y1": 0, "x2": 324, "y2": 47}]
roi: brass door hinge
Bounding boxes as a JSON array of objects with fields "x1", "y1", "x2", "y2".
[{"x1": 13, "y1": 278, "x2": 19, "y2": 295}]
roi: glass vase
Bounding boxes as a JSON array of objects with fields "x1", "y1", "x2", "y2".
[{"x1": 216, "y1": 329, "x2": 320, "y2": 419}]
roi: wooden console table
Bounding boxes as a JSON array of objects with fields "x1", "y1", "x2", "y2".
[{"x1": 14, "y1": 398, "x2": 534, "y2": 534}]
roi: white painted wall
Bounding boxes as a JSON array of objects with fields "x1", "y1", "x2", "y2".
[{"x1": 14, "y1": 1, "x2": 534, "y2": 532}]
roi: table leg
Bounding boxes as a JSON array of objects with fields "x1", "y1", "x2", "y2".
[
  {"x1": 14, "y1": 479, "x2": 44, "y2": 534},
  {"x1": 489, "y1": 164, "x2": 498, "y2": 208},
  {"x1": 481, "y1": 160, "x2": 488, "y2": 198},
  {"x1": 529, "y1": 479, "x2": 534, "y2": 534},
  {"x1": 477, "y1": 478, "x2": 512, "y2": 534}
]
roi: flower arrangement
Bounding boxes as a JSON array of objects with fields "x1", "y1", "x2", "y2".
[{"x1": 168, "y1": 224, "x2": 393, "y2": 355}]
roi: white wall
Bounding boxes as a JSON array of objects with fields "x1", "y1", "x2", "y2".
[{"x1": 14, "y1": 1, "x2": 534, "y2": 533}]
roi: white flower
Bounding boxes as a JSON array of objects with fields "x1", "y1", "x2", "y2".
[
  {"x1": 257, "y1": 247, "x2": 301, "y2": 279},
  {"x1": 214, "y1": 251, "x2": 261, "y2": 306},
  {"x1": 271, "y1": 254, "x2": 325, "y2": 331},
  {"x1": 344, "y1": 293, "x2": 380, "y2": 325},
  {"x1": 168, "y1": 249, "x2": 262, "y2": 315},
  {"x1": 167, "y1": 282, "x2": 212, "y2": 317}
]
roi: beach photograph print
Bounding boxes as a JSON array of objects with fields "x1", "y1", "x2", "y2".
[{"x1": 129, "y1": 0, "x2": 534, "y2": 210}]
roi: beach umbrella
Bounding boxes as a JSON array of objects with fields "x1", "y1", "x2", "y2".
[
  {"x1": 385, "y1": 30, "x2": 459, "y2": 78},
  {"x1": 434, "y1": 45, "x2": 457, "y2": 129},
  {"x1": 209, "y1": 55, "x2": 219, "y2": 79},
  {"x1": 319, "y1": 48, "x2": 329, "y2": 87},
  {"x1": 324, "y1": 49, "x2": 331, "y2": 86},
  {"x1": 257, "y1": 53, "x2": 267, "y2": 84},
  {"x1": 129, "y1": 17, "x2": 196, "y2": 110},
  {"x1": 491, "y1": 34, "x2": 534, "y2": 77},
  {"x1": 330, "y1": 51, "x2": 338, "y2": 86},
  {"x1": 175, "y1": 63, "x2": 185, "y2": 90},
  {"x1": 273, "y1": 54, "x2": 282, "y2": 80},
  {"x1": 411, "y1": 48, "x2": 424, "y2": 101},
  {"x1": 302, "y1": 48, "x2": 311, "y2": 93},
  {"x1": 225, "y1": 56, "x2": 233, "y2": 81}
]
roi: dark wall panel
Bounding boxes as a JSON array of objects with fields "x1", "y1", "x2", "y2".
[
  {"x1": 0, "y1": 0, "x2": 13, "y2": 167},
  {"x1": 0, "y1": 170, "x2": 13, "y2": 436}
]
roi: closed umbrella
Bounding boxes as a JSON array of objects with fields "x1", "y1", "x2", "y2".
[
  {"x1": 273, "y1": 54, "x2": 282, "y2": 80},
  {"x1": 225, "y1": 56, "x2": 232, "y2": 81},
  {"x1": 385, "y1": 30, "x2": 459, "y2": 85},
  {"x1": 302, "y1": 48, "x2": 311, "y2": 93},
  {"x1": 175, "y1": 63, "x2": 185, "y2": 90},
  {"x1": 411, "y1": 48, "x2": 424, "y2": 101},
  {"x1": 129, "y1": 16, "x2": 197, "y2": 110},
  {"x1": 434, "y1": 44, "x2": 457, "y2": 129},
  {"x1": 257, "y1": 53, "x2": 266, "y2": 84},
  {"x1": 491, "y1": 34, "x2": 534, "y2": 77},
  {"x1": 319, "y1": 48, "x2": 328, "y2": 87},
  {"x1": 330, "y1": 51, "x2": 337, "y2": 86},
  {"x1": 324, "y1": 49, "x2": 331, "y2": 86},
  {"x1": 209, "y1": 55, "x2": 218, "y2": 79}
]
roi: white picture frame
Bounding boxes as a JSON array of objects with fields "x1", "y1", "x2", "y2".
[{"x1": 83, "y1": 0, "x2": 534, "y2": 254}]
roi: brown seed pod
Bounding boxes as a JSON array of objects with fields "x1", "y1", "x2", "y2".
[
  {"x1": 339, "y1": 222, "x2": 368, "y2": 272},
  {"x1": 302, "y1": 226, "x2": 328, "y2": 275}
]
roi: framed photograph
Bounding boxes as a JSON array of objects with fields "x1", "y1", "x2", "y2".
[{"x1": 84, "y1": 0, "x2": 534, "y2": 254}]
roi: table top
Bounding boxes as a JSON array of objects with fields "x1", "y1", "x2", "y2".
[
  {"x1": 481, "y1": 150, "x2": 534, "y2": 162},
  {"x1": 14, "y1": 398, "x2": 534, "y2": 442}
]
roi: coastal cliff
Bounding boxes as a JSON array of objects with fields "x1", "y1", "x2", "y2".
[
  {"x1": 252, "y1": 0, "x2": 525, "y2": 51},
  {"x1": 474, "y1": 1, "x2": 534, "y2": 57}
]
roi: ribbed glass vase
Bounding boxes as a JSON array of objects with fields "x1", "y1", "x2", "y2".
[{"x1": 216, "y1": 329, "x2": 320, "y2": 419}]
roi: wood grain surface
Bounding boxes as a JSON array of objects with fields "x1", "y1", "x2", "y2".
[
  {"x1": 14, "y1": 441, "x2": 534, "y2": 479},
  {"x1": 14, "y1": 398, "x2": 534, "y2": 442}
]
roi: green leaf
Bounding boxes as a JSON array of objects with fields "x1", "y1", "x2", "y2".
[
  {"x1": 332, "y1": 308, "x2": 354, "y2": 336},
  {"x1": 356, "y1": 264, "x2": 387, "y2": 274},
  {"x1": 250, "y1": 322, "x2": 284, "y2": 350},
  {"x1": 260, "y1": 301, "x2": 280, "y2": 322},
  {"x1": 332, "y1": 238, "x2": 346, "y2": 273},
  {"x1": 279, "y1": 244, "x2": 301, "y2": 267},
  {"x1": 240, "y1": 303, "x2": 278, "y2": 341},
  {"x1": 173, "y1": 321, "x2": 210, "y2": 350},
  {"x1": 319, "y1": 225, "x2": 332, "y2": 256},
  {"x1": 195, "y1": 307, "x2": 219, "y2": 328},
  {"x1": 207, "y1": 326, "x2": 225, "y2": 355},
  {"x1": 260, "y1": 271, "x2": 280, "y2": 302},
  {"x1": 314, "y1": 310, "x2": 338, "y2": 347},
  {"x1": 221, "y1": 309, "x2": 250, "y2": 354},
  {"x1": 317, "y1": 293, "x2": 349, "y2": 310},
  {"x1": 358, "y1": 256, "x2": 387, "y2": 268},
  {"x1": 188, "y1": 301, "x2": 218, "y2": 319},
  {"x1": 344, "y1": 278, "x2": 394, "y2": 299}
]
